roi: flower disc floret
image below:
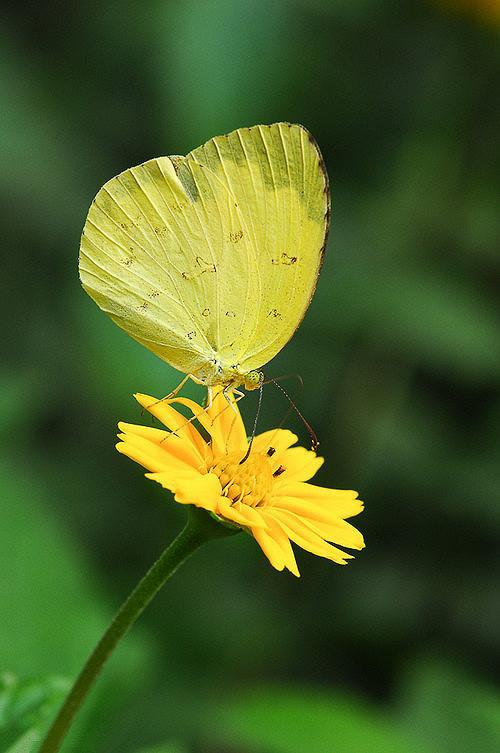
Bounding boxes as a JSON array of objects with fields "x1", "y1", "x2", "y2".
[{"x1": 211, "y1": 452, "x2": 273, "y2": 507}]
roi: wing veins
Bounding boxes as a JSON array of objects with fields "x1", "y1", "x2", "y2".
[{"x1": 114, "y1": 173, "x2": 212, "y2": 351}]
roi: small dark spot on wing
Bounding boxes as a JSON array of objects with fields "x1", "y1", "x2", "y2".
[
  {"x1": 186, "y1": 331, "x2": 196, "y2": 340},
  {"x1": 229, "y1": 230, "x2": 243, "y2": 243},
  {"x1": 225, "y1": 310, "x2": 236, "y2": 318},
  {"x1": 268, "y1": 309, "x2": 282, "y2": 318},
  {"x1": 182, "y1": 257, "x2": 216, "y2": 279},
  {"x1": 271, "y1": 253, "x2": 298, "y2": 266},
  {"x1": 202, "y1": 307, "x2": 210, "y2": 317},
  {"x1": 196, "y1": 256, "x2": 217, "y2": 273}
]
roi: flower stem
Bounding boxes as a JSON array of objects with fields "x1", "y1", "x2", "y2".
[{"x1": 38, "y1": 507, "x2": 238, "y2": 753}]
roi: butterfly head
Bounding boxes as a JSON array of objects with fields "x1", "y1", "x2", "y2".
[{"x1": 243, "y1": 370, "x2": 264, "y2": 391}]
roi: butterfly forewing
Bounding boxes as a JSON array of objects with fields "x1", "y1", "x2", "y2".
[{"x1": 79, "y1": 122, "x2": 329, "y2": 381}]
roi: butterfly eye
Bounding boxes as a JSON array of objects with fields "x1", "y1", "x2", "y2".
[{"x1": 244, "y1": 371, "x2": 263, "y2": 391}]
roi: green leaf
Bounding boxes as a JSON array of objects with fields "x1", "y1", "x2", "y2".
[
  {"x1": 317, "y1": 265, "x2": 500, "y2": 382},
  {"x1": 134, "y1": 743, "x2": 188, "y2": 753},
  {"x1": 400, "y1": 659, "x2": 500, "y2": 753},
  {"x1": 0, "y1": 459, "x2": 154, "y2": 752},
  {"x1": 0, "y1": 673, "x2": 69, "y2": 752},
  {"x1": 208, "y1": 685, "x2": 421, "y2": 753},
  {"x1": 5, "y1": 729, "x2": 39, "y2": 753}
]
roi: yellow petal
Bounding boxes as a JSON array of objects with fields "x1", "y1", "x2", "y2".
[
  {"x1": 275, "y1": 447, "x2": 324, "y2": 483},
  {"x1": 268, "y1": 509, "x2": 353, "y2": 565},
  {"x1": 314, "y1": 518, "x2": 365, "y2": 550},
  {"x1": 163, "y1": 396, "x2": 231, "y2": 457},
  {"x1": 252, "y1": 429, "x2": 298, "y2": 456},
  {"x1": 255, "y1": 515, "x2": 300, "y2": 576},
  {"x1": 206, "y1": 387, "x2": 247, "y2": 454},
  {"x1": 272, "y1": 481, "x2": 363, "y2": 519},
  {"x1": 252, "y1": 526, "x2": 286, "y2": 572},
  {"x1": 271, "y1": 500, "x2": 364, "y2": 550},
  {"x1": 118, "y1": 423, "x2": 206, "y2": 471},
  {"x1": 133, "y1": 393, "x2": 208, "y2": 459},
  {"x1": 146, "y1": 470, "x2": 221, "y2": 512},
  {"x1": 217, "y1": 498, "x2": 265, "y2": 528},
  {"x1": 144, "y1": 468, "x2": 197, "y2": 493},
  {"x1": 270, "y1": 491, "x2": 363, "y2": 527},
  {"x1": 117, "y1": 422, "x2": 168, "y2": 443},
  {"x1": 116, "y1": 437, "x2": 191, "y2": 475},
  {"x1": 230, "y1": 501, "x2": 267, "y2": 529}
]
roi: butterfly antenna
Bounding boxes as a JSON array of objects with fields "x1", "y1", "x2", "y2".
[
  {"x1": 270, "y1": 378, "x2": 319, "y2": 451},
  {"x1": 239, "y1": 377, "x2": 264, "y2": 465},
  {"x1": 262, "y1": 373, "x2": 304, "y2": 388}
]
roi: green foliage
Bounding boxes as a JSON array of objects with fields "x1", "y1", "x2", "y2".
[
  {"x1": 134, "y1": 744, "x2": 188, "y2": 753},
  {"x1": 400, "y1": 659, "x2": 500, "y2": 753},
  {"x1": 205, "y1": 658, "x2": 500, "y2": 753},
  {"x1": 5, "y1": 731, "x2": 39, "y2": 753},
  {"x1": 207, "y1": 686, "x2": 419, "y2": 753},
  {"x1": 0, "y1": 460, "x2": 154, "y2": 751},
  {"x1": 0, "y1": 674, "x2": 68, "y2": 753}
]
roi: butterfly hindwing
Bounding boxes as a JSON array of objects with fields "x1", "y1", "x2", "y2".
[{"x1": 188, "y1": 123, "x2": 329, "y2": 372}]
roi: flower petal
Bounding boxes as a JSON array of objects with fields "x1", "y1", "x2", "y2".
[
  {"x1": 271, "y1": 498, "x2": 365, "y2": 550},
  {"x1": 275, "y1": 447, "x2": 324, "y2": 483},
  {"x1": 272, "y1": 482, "x2": 363, "y2": 519},
  {"x1": 251, "y1": 526, "x2": 286, "y2": 572},
  {"x1": 267, "y1": 509, "x2": 354, "y2": 565},
  {"x1": 163, "y1": 396, "x2": 232, "y2": 457},
  {"x1": 118, "y1": 422, "x2": 207, "y2": 471},
  {"x1": 206, "y1": 387, "x2": 248, "y2": 454},
  {"x1": 252, "y1": 517, "x2": 300, "y2": 577},
  {"x1": 116, "y1": 436, "x2": 193, "y2": 475},
  {"x1": 146, "y1": 470, "x2": 222, "y2": 513},
  {"x1": 230, "y1": 501, "x2": 267, "y2": 529},
  {"x1": 252, "y1": 429, "x2": 298, "y2": 456},
  {"x1": 217, "y1": 498, "x2": 266, "y2": 528},
  {"x1": 133, "y1": 394, "x2": 208, "y2": 460}
]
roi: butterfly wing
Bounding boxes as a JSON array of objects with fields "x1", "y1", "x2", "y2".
[
  {"x1": 79, "y1": 154, "x2": 242, "y2": 375},
  {"x1": 79, "y1": 123, "x2": 329, "y2": 379},
  {"x1": 187, "y1": 122, "x2": 329, "y2": 373}
]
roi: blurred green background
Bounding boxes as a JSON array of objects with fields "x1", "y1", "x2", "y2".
[{"x1": 1, "y1": 1, "x2": 499, "y2": 752}]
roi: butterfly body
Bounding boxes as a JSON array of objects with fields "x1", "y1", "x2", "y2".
[
  {"x1": 191, "y1": 360, "x2": 263, "y2": 391},
  {"x1": 79, "y1": 123, "x2": 330, "y2": 389}
]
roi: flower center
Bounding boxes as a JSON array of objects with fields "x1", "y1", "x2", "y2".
[{"x1": 210, "y1": 451, "x2": 274, "y2": 507}]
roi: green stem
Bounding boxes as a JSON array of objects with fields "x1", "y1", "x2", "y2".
[{"x1": 38, "y1": 507, "x2": 238, "y2": 753}]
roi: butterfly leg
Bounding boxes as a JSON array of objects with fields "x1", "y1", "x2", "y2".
[
  {"x1": 222, "y1": 385, "x2": 246, "y2": 415},
  {"x1": 146, "y1": 373, "x2": 199, "y2": 413},
  {"x1": 205, "y1": 386, "x2": 213, "y2": 410}
]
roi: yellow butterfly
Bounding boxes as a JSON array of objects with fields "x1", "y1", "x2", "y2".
[{"x1": 79, "y1": 123, "x2": 330, "y2": 397}]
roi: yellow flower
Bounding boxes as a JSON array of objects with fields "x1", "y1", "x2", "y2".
[{"x1": 116, "y1": 388, "x2": 364, "y2": 576}]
